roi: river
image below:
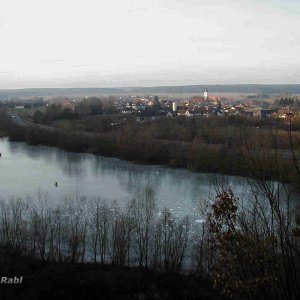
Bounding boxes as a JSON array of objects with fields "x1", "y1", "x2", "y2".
[{"x1": 0, "y1": 137, "x2": 285, "y2": 221}]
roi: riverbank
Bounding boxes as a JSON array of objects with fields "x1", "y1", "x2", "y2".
[{"x1": 1, "y1": 110, "x2": 299, "y2": 187}]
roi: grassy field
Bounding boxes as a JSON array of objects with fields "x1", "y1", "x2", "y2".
[{"x1": 51, "y1": 119, "x2": 75, "y2": 130}]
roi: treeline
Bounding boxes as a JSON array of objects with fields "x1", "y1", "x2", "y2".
[
  {"x1": 33, "y1": 97, "x2": 117, "y2": 126},
  {"x1": 275, "y1": 95, "x2": 300, "y2": 107},
  {"x1": 0, "y1": 97, "x2": 44, "y2": 109}
]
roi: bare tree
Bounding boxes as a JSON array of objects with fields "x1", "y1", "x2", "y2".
[
  {"x1": 0, "y1": 198, "x2": 28, "y2": 255},
  {"x1": 110, "y1": 212, "x2": 131, "y2": 266},
  {"x1": 156, "y1": 209, "x2": 190, "y2": 273},
  {"x1": 62, "y1": 195, "x2": 88, "y2": 263},
  {"x1": 129, "y1": 187, "x2": 156, "y2": 268},
  {"x1": 87, "y1": 198, "x2": 111, "y2": 264}
]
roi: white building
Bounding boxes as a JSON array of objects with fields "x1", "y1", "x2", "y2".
[
  {"x1": 172, "y1": 102, "x2": 177, "y2": 112},
  {"x1": 204, "y1": 88, "x2": 208, "y2": 101}
]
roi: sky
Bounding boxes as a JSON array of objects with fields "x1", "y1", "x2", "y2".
[{"x1": 0, "y1": 0, "x2": 299, "y2": 89}]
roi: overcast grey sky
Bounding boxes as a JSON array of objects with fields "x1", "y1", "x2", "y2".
[{"x1": 0, "y1": 0, "x2": 299, "y2": 88}]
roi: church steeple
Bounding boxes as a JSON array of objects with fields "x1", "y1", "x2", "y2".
[{"x1": 204, "y1": 88, "x2": 208, "y2": 101}]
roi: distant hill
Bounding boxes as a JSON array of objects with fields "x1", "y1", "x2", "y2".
[
  {"x1": 131, "y1": 84, "x2": 300, "y2": 94},
  {"x1": 1, "y1": 84, "x2": 300, "y2": 99},
  {"x1": 0, "y1": 88, "x2": 126, "y2": 99}
]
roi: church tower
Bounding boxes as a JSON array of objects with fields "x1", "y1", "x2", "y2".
[{"x1": 203, "y1": 88, "x2": 208, "y2": 101}]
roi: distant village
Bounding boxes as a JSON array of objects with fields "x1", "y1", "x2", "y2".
[
  {"x1": 111, "y1": 89, "x2": 300, "y2": 122},
  {"x1": 2, "y1": 88, "x2": 300, "y2": 125}
]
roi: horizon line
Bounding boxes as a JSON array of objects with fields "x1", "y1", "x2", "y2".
[{"x1": 1, "y1": 83, "x2": 300, "y2": 91}]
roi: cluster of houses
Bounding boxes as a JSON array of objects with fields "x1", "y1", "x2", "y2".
[
  {"x1": 113, "y1": 90, "x2": 300, "y2": 121},
  {"x1": 12, "y1": 90, "x2": 297, "y2": 123}
]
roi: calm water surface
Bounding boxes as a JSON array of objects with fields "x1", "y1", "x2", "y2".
[{"x1": 0, "y1": 138, "x2": 256, "y2": 219}]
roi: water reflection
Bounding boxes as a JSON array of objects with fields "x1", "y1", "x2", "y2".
[
  {"x1": 54, "y1": 151, "x2": 87, "y2": 177},
  {"x1": 1, "y1": 138, "x2": 293, "y2": 221}
]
